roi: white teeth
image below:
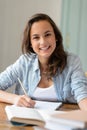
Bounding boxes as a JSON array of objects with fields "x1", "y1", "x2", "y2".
[{"x1": 40, "y1": 46, "x2": 49, "y2": 50}]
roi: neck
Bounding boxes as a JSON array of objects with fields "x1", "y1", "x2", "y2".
[
  {"x1": 40, "y1": 64, "x2": 48, "y2": 72},
  {"x1": 39, "y1": 59, "x2": 48, "y2": 70},
  {"x1": 38, "y1": 56, "x2": 49, "y2": 65},
  {"x1": 39, "y1": 62, "x2": 48, "y2": 74}
]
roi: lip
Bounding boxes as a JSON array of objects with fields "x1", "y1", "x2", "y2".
[{"x1": 39, "y1": 46, "x2": 50, "y2": 51}]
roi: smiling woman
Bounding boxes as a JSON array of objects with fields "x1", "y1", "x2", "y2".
[{"x1": 0, "y1": 13, "x2": 87, "y2": 110}]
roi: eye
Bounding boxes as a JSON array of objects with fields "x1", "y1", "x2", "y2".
[
  {"x1": 32, "y1": 36, "x2": 39, "y2": 40},
  {"x1": 45, "y1": 33, "x2": 51, "y2": 37}
]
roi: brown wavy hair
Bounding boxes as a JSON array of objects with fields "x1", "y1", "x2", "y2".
[{"x1": 22, "y1": 13, "x2": 67, "y2": 78}]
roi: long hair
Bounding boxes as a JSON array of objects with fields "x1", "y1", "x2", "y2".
[{"x1": 22, "y1": 13, "x2": 67, "y2": 77}]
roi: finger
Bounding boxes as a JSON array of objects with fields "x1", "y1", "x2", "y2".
[
  {"x1": 21, "y1": 96, "x2": 35, "y2": 107},
  {"x1": 23, "y1": 95, "x2": 35, "y2": 107},
  {"x1": 18, "y1": 98, "x2": 31, "y2": 107},
  {"x1": 28, "y1": 99, "x2": 36, "y2": 106}
]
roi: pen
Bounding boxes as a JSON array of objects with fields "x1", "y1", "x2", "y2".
[{"x1": 17, "y1": 77, "x2": 28, "y2": 96}]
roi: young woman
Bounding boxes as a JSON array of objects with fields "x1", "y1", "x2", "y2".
[{"x1": 0, "y1": 13, "x2": 87, "y2": 110}]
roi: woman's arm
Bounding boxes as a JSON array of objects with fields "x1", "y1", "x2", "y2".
[
  {"x1": 0, "y1": 90, "x2": 35, "y2": 107},
  {"x1": 78, "y1": 98, "x2": 87, "y2": 111}
]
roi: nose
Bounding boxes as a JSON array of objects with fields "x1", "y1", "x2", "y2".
[{"x1": 40, "y1": 37, "x2": 46, "y2": 45}]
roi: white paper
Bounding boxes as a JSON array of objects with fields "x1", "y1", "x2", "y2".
[
  {"x1": 35, "y1": 100, "x2": 62, "y2": 110},
  {"x1": 37, "y1": 110, "x2": 73, "y2": 130},
  {"x1": 45, "y1": 120, "x2": 74, "y2": 130}
]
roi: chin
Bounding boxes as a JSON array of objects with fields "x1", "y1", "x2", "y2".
[{"x1": 40, "y1": 53, "x2": 52, "y2": 58}]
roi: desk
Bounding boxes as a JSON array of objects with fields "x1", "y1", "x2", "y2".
[{"x1": 0, "y1": 102, "x2": 79, "y2": 130}]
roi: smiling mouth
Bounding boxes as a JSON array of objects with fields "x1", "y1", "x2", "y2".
[{"x1": 40, "y1": 46, "x2": 50, "y2": 51}]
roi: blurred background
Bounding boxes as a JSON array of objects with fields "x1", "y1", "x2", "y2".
[{"x1": 0, "y1": 0, "x2": 87, "y2": 72}]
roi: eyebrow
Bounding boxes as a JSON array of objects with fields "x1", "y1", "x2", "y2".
[{"x1": 44, "y1": 30, "x2": 53, "y2": 34}]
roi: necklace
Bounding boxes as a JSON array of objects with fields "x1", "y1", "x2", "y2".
[
  {"x1": 41, "y1": 70, "x2": 52, "y2": 81},
  {"x1": 39, "y1": 63, "x2": 49, "y2": 78},
  {"x1": 42, "y1": 71, "x2": 47, "y2": 75},
  {"x1": 40, "y1": 67, "x2": 48, "y2": 76},
  {"x1": 41, "y1": 72, "x2": 48, "y2": 79}
]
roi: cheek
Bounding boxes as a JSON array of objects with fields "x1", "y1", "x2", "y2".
[
  {"x1": 50, "y1": 36, "x2": 56, "y2": 43},
  {"x1": 50, "y1": 38, "x2": 56, "y2": 47},
  {"x1": 52, "y1": 42, "x2": 56, "y2": 51},
  {"x1": 31, "y1": 42, "x2": 38, "y2": 51}
]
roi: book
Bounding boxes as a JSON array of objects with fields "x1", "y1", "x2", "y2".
[
  {"x1": 50, "y1": 110, "x2": 87, "y2": 128},
  {"x1": 6, "y1": 105, "x2": 86, "y2": 130},
  {"x1": 5, "y1": 105, "x2": 68, "y2": 130},
  {"x1": 5, "y1": 101, "x2": 62, "y2": 127},
  {"x1": 5, "y1": 105, "x2": 45, "y2": 127}
]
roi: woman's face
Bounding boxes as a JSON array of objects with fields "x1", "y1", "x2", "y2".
[{"x1": 30, "y1": 20, "x2": 56, "y2": 59}]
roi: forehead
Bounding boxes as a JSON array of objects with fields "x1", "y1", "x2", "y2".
[{"x1": 30, "y1": 20, "x2": 54, "y2": 34}]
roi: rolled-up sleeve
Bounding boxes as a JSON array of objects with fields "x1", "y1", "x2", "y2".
[
  {"x1": 70, "y1": 56, "x2": 87, "y2": 103},
  {"x1": 0, "y1": 55, "x2": 25, "y2": 90}
]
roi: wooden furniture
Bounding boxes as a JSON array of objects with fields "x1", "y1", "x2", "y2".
[
  {"x1": 0, "y1": 102, "x2": 79, "y2": 130},
  {"x1": 58, "y1": 102, "x2": 79, "y2": 111},
  {"x1": 85, "y1": 72, "x2": 87, "y2": 77}
]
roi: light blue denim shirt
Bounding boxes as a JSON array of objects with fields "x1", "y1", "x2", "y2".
[{"x1": 0, "y1": 53, "x2": 87, "y2": 103}]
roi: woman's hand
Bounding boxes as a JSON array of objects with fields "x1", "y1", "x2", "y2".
[
  {"x1": 78, "y1": 98, "x2": 87, "y2": 111},
  {"x1": 14, "y1": 95, "x2": 35, "y2": 107}
]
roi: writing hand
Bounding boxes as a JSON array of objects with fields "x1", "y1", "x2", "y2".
[{"x1": 14, "y1": 95, "x2": 35, "y2": 107}]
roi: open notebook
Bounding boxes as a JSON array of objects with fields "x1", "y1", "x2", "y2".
[{"x1": 5, "y1": 101, "x2": 62, "y2": 127}]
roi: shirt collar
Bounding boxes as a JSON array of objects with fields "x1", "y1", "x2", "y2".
[{"x1": 33, "y1": 55, "x2": 40, "y2": 72}]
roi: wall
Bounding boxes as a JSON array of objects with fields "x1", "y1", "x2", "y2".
[{"x1": 0, "y1": 0, "x2": 62, "y2": 71}]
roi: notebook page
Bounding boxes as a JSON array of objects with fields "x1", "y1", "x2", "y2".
[{"x1": 35, "y1": 100, "x2": 62, "y2": 110}]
